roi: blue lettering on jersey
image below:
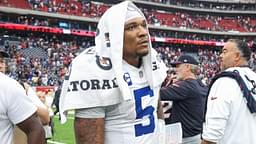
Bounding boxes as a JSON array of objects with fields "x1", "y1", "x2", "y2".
[{"x1": 134, "y1": 86, "x2": 155, "y2": 137}]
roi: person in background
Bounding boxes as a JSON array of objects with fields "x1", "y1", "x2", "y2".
[
  {"x1": 0, "y1": 50, "x2": 49, "y2": 143},
  {"x1": 160, "y1": 54, "x2": 208, "y2": 144},
  {"x1": 0, "y1": 50, "x2": 45, "y2": 144},
  {"x1": 202, "y1": 39, "x2": 256, "y2": 144},
  {"x1": 37, "y1": 91, "x2": 54, "y2": 140},
  {"x1": 0, "y1": 51, "x2": 9, "y2": 73},
  {"x1": 52, "y1": 86, "x2": 61, "y2": 116},
  {"x1": 22, "y1": 82, "x2": 50, "y2": 125},
  {"x1": 0, "y1": 50, "x2": 50, "y2": 124}
]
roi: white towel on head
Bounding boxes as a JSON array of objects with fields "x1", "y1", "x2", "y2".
[{"x1": 59, "y1": 1, "x2": 167, "y2": 124}]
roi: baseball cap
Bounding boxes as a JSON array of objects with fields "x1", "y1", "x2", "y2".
[
  {"x1": 171, "y1": 54, "x2": 198, "y2": 67},
  {"x1": 0, "y1": 51, "x2": 9, "y2": 58}
]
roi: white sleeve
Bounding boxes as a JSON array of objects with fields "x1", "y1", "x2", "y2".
[
  {"x1": 7, "y1": 81, "x2": 37, "y2": 124},
  {"x1": 202, "y1": 78, "x2": 237, "y2": 142},
  {"x1": 27, "y1": 87, "x2": 47, "y2": 109}
]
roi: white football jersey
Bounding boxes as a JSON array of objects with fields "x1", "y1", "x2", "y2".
[{"x1": 104, "y1": 61, "x2": 160, "y2": 144}]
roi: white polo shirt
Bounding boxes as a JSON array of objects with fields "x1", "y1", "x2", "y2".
[{"x1": 202, "y1": 67, "x2": 256, "y2": 144}]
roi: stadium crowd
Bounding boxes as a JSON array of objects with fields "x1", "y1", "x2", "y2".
[
  {"x1": 0, "y1": 1, "x2": 256, "y2": 143},
  {"x1": 1, "y1": 1, "x2": 256, "y2": 32},
  {"x1": 142, "y1": 0, "x2": 256, "y2": 11},
  {"x1": 1, "y1": 30, "x2": 93, "y2": 87},
  {"x1": 1, "y1": 30, "x2": 255, "y2": 86},
  {"x1": 2, "y1": 14, "x2": 256, "y2": 47},
  {"x1": 0, "y1": 1, "x2": 255, "y2": 87}
]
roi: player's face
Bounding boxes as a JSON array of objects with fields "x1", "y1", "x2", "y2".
[
  {"x1": 0, "y1": 58, "x2": 6, "y2": 73},
  {"x1": 219, "y1": 41, "x2": 240, "y2": 71},
  {"x1": 123, "y1": 17, "x2": 149, "y2": 61}
]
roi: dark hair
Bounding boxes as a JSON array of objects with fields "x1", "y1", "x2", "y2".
[{"x1": 228, "y1": 39, "x2": 251, "y2": 61}]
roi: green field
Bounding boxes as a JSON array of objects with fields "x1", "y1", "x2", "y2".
[{"x1": 47, "y1": 116, "x2": 75, "y2": 144}]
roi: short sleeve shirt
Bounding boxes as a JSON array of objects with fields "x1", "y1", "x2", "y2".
[{"x1": 0, "y1": 73, "x2": 37, "y2": 144}]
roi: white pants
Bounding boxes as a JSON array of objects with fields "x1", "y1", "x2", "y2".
[{"x1": 182, "y1": 134, "x2": 201, "y2": 144}]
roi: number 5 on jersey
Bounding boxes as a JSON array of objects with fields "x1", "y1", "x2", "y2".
[{"x1": 134, "y1": 86, "x2": 155, "y2": 137}]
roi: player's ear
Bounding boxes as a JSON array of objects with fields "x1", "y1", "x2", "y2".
[{"x1": 234, "y1": 51, "x2": 241, "y2": 62}]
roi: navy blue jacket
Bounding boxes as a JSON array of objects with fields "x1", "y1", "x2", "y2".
[{"x1": 160, "y1": 79, "x2": 208, "y2": 137}]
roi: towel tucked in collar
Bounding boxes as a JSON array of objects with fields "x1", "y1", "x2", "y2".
[
  {"x1": 207, "y1": 67, "x2": 256, "y2": 114},
  {"x1": 59, "y1": 1, "x2": 167, "y2": 124},
  {"x1": 225, "y1": 67, "x2": 256, "y2": 113}
]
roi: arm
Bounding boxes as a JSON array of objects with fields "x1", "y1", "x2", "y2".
[
  {"x1": 17, "y1": 113, "x2": 45, "y2": 144},
  {"x1": 25, "y1": 86, "x2": 50, "y2": 125},
  {"x1": 201, "y1": 139, "x2": 216, "y2": 144},
  {"x1": 157, "y1": 99, "x2": 164, "y2": 120},
  {"x1": 36, "y1": 107, "x2": 50, "y2": 125},
  {"x1": 74, "y1": 117, "x2": 105, "y2": 144}
]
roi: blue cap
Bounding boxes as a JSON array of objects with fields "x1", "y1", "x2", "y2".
[{"x1": 171, "y1": 54, "x2": 198, "y2": 67}]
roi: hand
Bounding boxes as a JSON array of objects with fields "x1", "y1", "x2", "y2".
[
  {"x1": 169, "y1": 74, "x2": 178, "y2": 83},
  {"x1": 162, "y1": 74, "x2": 176, "y2": 87}
]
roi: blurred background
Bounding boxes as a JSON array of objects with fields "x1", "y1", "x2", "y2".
[{"x1": 0, "y1": 0, "x2": 255, "y2": 143}]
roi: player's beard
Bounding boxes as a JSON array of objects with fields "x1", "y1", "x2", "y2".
[
  {"x1": 137, "y1": 52, "x2": 148, "y2": 58},
  {"x1": 137, "y1": 47, "x2": 149, "y2": 57}
]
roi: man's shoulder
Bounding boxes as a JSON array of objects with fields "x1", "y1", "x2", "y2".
[
  {"x1": 0, "y1": 73, "x2": 18, "y2": 87},
  {"x1": 184, "y1": 79, "x2": 208, "y2": 93},
  {"x1": 209, "y1": 73, "x2": 240, "y2": 93},
  {"x1": 213, "y1": 67, "x2": 256, "y2": 85},
  {"x1": 212, "y1": 76, "x2": 237, "y2": 86}
]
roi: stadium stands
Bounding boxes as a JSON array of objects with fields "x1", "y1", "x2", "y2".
[
  {"x1": 143, "y1": 0, "x2": 256, "y2": 11},
  {"x1": 0, "y1": 0, "x2": 255, "y2": 86},
  {"x1": 1, "y1": 0, "x2": 256, "y2": 32}
]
